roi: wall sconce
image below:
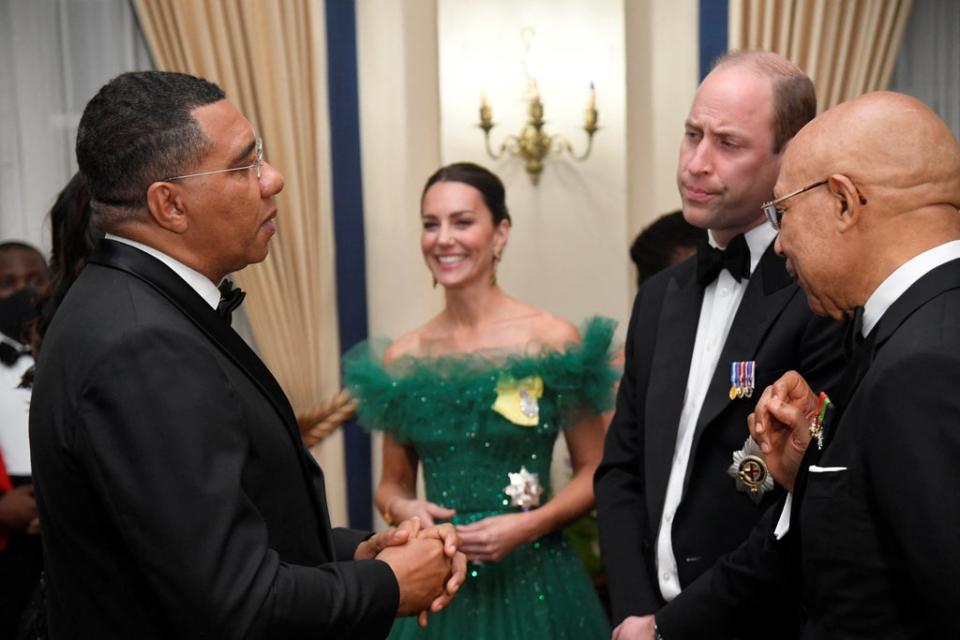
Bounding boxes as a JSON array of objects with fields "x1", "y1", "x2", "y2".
[{"x1": 478, "y1": 81, "x2": 599, "y2": 185}]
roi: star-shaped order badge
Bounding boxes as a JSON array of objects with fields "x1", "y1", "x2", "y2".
[
  {"x1": 727, "y1": 436, "x2": 774, "y2": 504},
  {"x1": 503, "y1": 466, "x2": 543, "y2": 511}
]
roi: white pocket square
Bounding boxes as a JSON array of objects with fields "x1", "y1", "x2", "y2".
[{"x1": 808, "y1": 465, "x2": 848, "y2": 473}]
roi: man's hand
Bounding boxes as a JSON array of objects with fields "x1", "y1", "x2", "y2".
[
  {"x1": 612, "y1": 615, "x2": 656, "y2": 640},
  {"x1": 0, "y1": 485, "x2": 38, "y2": 534},
  {"x1": 414, "y1": 523, "x2": 467, "y2": 626},
  {"x1": 377, "y1": 528, "x2": 451, "y2": 621},
  {"x1": 749, "y1": 370, "x2": 818, "y2": 491},
  {"x1": 353, "y1": 517, "x2": 422, "y2": 561},
  {"x1": 456, "y1": 512, "x2": 534, "y2": 562}
]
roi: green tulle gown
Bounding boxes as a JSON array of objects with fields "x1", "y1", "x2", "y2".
[{"x1": 343, "y1": 317, "x2": 618, "y2": 640}]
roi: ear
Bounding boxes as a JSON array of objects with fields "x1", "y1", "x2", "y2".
[
  {"x1": 493, "y1": 218, "x2": 511, "y2": 256},
  {"x1": 827, "y1": 174, "x2": 863, "y2": 233},
  {"x1": 145, "y1": 182, "x2": 189, "y2": 234}
]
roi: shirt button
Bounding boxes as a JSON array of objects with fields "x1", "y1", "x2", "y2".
[
  {"x1": 662, "y1": 572, "x2": 672, "y2": 582},
  {"x1": 720, "y1": 287, "x2": 729, "y2": 296},
  {"x1": 665, "y1": 512, "x2": 673, "y2": 524}
]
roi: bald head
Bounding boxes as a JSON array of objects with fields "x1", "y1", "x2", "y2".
[
  {"x1": 785, "y1": 91, "x2": 960, "y2": 212},
  {"x1": 774, "y1": 91, "x2": 960, "y2": 319}
]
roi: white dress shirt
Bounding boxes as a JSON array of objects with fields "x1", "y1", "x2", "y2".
[
  {"x1": 0, "y1": 334, "x2": 34, "y2": 476},
  {"x1": 656, "y1": 222, "x2": 778, "y2": 601},
  {"x1": 774, "y1": 239, "x2": 960, "y2": 540},
  {"x1": 105, "y1": 233, "x2": 221, "y2": 309}
]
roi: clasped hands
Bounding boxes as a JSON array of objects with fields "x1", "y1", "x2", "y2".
[
  {"x1": 386, "y1": 496, "x2": 537, "y2": 563},
  {"x1": 355, "y1": 515, "x2": 467, "y2": 627},
  {"x1": 748, "y1": 370, "x2": 820, "y2": 492}
]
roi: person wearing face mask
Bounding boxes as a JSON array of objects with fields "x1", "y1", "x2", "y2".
[
  {"x1": 0, "y1": 241, "x2": 47, "y2": 638},
  {"x1": 343, "y1": 162, "x2": 618, "y2": 640}
]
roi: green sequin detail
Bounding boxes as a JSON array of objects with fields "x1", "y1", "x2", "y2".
[{"x1": 343, "y1": 317, "x2": 617, "y2": 639}]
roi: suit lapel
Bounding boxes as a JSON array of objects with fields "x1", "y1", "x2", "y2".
[
  {"x1": 793, "y1": 257, "x2": 960, "y2": 524},
  {"x1": 89, "y1": 240, "x2": 334, "y2": 552},
  {"x1": 687, "y1": 245, "x2": 796, "y2": 475},
  {"x1": 644, "y1": 260, "x2": 703, "y2": 529}
]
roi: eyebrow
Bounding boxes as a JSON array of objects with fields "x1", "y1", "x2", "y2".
[
  {"x1": 421, "y1": 209, "x2": 477, "y2": 218},
  {"x1": 230, "y1": 138, "x2": 257, "y2": 166}
]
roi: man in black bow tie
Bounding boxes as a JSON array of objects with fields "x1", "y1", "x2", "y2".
[
  {"x1": 29, "y1": 71, "x2": 464, "y2": 639},
  {"x1": 657, "y1": 91, "x2": 960, "y2": 640},
  {"x1": 0, "y1": 241, "x2": 47, "y2": 637},
  {"x1": 596, "y1": 51, "x2": 844, "y2": 640}
]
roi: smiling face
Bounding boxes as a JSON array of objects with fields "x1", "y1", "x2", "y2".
[
  {"x1": 174, "y1": 100, "x2": 284, "y2": 279},
  {"x1": 420, "y1": 181, "x2": 509, "y2": 290},
  {"x1": 677, "y1": 64, "x2": 783, "y2": 243}
]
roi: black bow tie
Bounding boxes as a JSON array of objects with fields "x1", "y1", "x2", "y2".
[
  {"x1": 696, "y1": 234, "x2": 751, "y2": 285},
  {"x1": 217, "y1": 280, "x2": 246, "y2": 326},
  {"x1": 0, "y1": 342, "x2": 31, "y2": 367}
]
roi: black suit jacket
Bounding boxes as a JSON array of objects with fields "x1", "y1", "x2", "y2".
[
  {"x1": 595, "y1": 242, "x2": 843, "y2": 630},
  {"x1": 29, "y1": 241, "x2": 399, "y2": 639},
  {"x1": 658, "y1": 257, "x2": 960, "y2": 639}
]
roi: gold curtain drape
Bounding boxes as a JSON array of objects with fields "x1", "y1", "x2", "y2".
[
  {"x1": 133, "y1": 0, "x2": 346, "y2": 522},
  {"x1": 729, "y1": 0, "x2": 914, "y2": 111}
]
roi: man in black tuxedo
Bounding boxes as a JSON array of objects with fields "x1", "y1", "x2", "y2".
[
  {"x1": 652, "y1": 91, "x2": 960, "y2": 639},
  {"x1": 595, "y1": 51, "x2": 844, "y2": 639},
  {"x1": 29, "y1": 71, "x2": 465, "y2": 639}
]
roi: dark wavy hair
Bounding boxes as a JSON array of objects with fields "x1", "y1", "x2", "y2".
[
  {"x1": 421, "y1": 162, "x2": 511, "y2": 225},
  {"x1": 28, "y1": 172, "x2": 101, "y2": 360},
  {"x1": 77, "y1": 71, "x2": 224, "y2": 229}
]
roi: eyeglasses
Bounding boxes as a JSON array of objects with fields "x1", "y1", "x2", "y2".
[
  {"x1": 762, "y1": 179, "x2": 828, "y2": 230},
  {"x1": 165, "y1": 137, "x2": 263, "y2": 182}
]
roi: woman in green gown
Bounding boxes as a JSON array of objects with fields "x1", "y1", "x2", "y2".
[{"x1": 344, "y1": 162, "x2": 617, "y2": 639}]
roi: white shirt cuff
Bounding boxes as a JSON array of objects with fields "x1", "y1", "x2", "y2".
[{"x1": 774, "y1": 494, "x2": 792, "y2": 540}]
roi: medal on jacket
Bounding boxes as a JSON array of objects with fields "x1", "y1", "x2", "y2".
[
  {"x1": 808, "y1": 391, "x2": 831, "y2": 451},
  {"x1": 728, "y1": 360, "x2": 755, "y2": 400},
  {"x1": 727, "y1": 436, "x2": 773, "y2": 504}
]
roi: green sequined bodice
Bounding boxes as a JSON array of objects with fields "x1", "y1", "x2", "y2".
[
  {"x1": 344, "y1": 317, "x2": 616, "y2": 520},
  {"x1": 343, "y1": 316, "x2": 618, "y2": 639}
]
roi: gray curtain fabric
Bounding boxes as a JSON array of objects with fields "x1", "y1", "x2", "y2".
[
  {"x1": 890, "y1": 0, "x2": 960, "y2": 138},
  {"x1": 0, "y1": 0, "x2": 151, "y2": 250}
]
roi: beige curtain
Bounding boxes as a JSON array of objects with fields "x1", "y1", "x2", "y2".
[
  {"x1": 729, "y1": 0, "x2": 914, "y2": 111},
  {"x1": 133, "y1": 0, "x2": 346, "y2": 523}
]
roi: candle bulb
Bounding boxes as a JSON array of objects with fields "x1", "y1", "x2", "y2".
[
  {"x1": 479, "y1": 91, "x2": 493, "y2": 129},
  {"x1": 584, "y1": 82, "x2": 598, "y2": 133}
]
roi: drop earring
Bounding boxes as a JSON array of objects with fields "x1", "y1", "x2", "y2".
[
  {"x1": 432, "y1": 275, "x2": 438, "y2": 288},
  {"x1": 491, "y1": 252, "x2": 501, "y2": 286}
]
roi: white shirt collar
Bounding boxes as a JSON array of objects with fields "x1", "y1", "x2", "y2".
[
  {"x1": 862, "y1": 240, "x2": 960, "y2": 337},
  {"x1": 104, "y1": 233, "x2": 222, "y2": 310},
  {"x1": 707, "y1": 222, "x2": 777, "y2": 276}
]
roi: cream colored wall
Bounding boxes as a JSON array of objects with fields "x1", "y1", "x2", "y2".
[
  {"x1": 357, "y1": 0, "x2": 699, "y2": 524},
  {"x1": 437, "y1": 0, "x2": 631, "y2": 327},
  {"x1": 625, "y1": 0, "x2": 700, "y2": 242}
]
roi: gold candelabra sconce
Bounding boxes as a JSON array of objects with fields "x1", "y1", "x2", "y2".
[{"x1": 478, "y1": 80, "x2": 599, "y2": 186}]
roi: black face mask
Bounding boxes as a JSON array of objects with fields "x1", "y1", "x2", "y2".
[{"x1": 0, "y1": 287, "x2": 40, "y2": 343}]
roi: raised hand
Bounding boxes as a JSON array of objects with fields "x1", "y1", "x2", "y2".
[{"x1": 749, "y1": 370, "x2": 819, "y2": 491}]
